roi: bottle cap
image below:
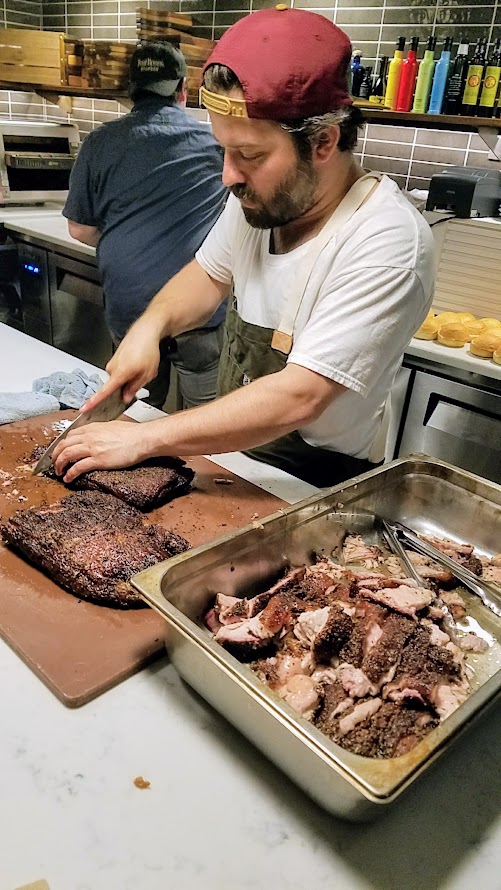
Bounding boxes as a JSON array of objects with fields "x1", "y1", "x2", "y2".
[
  {"x1": 396, "y1": 36, "x2": 406, "y2": 51},
  {"x1": 410, "y1": 36, "x2": 419, "y2": 51},
  {"x1": 443, "y1": 36, "x2": 453, "y2": 51},
  {"x1": 427, "y1": 36, "x2": 437, "y2": 51}
]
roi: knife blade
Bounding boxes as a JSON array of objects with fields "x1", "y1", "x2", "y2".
[{"x1": 32, "y1": 388, "x2": 136, "y2": 476}]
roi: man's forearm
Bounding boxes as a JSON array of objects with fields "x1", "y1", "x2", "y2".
[
  {"x1": 141, "y1": 365, "x2": 342, "y2": 458},
  {"x1": 138, "y1": 259, "x2": 230, "y2": 341}
]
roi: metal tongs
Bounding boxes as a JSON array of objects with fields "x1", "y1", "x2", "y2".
[{"x1": 386, "y1": 520, "x2": 501, "y2": 619}]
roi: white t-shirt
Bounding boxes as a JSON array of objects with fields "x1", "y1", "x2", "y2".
[{"x1": 196, "y1": 175, "x2": 436, "y2": 459}]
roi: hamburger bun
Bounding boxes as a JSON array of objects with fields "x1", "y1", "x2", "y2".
[
  {"x1": 493, "y1": 346, "x2": 501, "y2": 365},
  {"x1": 463, "y1": 320, "x2": 486, "y2": 340},
  {"x1": 437, "y1": 323, "x2": 469, "y2": 348},
  {"x1": 457, "y1": 312, "x2": 477, "y2": 323},
  {"x1": 435, "y1": 311, "x2": 459, "y2": 326},
  {"x1": 479, "y1": 317, "x2": 501, "y2": 330},
  {"x1": 469, "y1": 331, "x2": 501, "y2": 358},
  {"x1": 414, "y1": 318, "x2": 440, "y2": 340}
]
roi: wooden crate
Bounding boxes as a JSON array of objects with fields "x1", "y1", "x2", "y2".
[
  {"x1": 136, "y1": 8, "x2": 215, "y2": 109},
  {"x1": 137, "y1": 8, "x2": 194, "y2": 35},
  {"x1": 0, "y1": 28, "x2": 66, "y2": 87}
]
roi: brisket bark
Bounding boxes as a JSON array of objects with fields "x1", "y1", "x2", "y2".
[
  {"x1": 1, "y1": 490, "x2": 190, "y2": 607},
  {"x1": 47, "y1": 456, "x2": 195, "y2": 511}
]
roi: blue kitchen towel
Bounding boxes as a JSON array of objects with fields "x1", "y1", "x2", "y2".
[
  {"x1": 33, "y1": 368, "x2": 104, "y2": 410},
  {"x1": 0, "y1": 391, "x2": 60, "y2": 425}
]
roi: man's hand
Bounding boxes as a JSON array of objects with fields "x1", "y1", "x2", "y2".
[
  {"x1": 82, "y1": 321, "x2": 161, "y2": 413},
  {"x1": 52, "y1": 420, "x2": 149, "y2": 483}
]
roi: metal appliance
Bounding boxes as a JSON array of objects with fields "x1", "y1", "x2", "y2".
[
  {"x1": 427, "y1": 216, "x2": 501, "y2": 321},
  {"x1": 0, "y1": 120, "x2": 79, "y2": 205},
  {"x1": 17, "y1": 242, "x2": 113, "y2": 368},
  {"x1": 132, "y1": 455, "x2": 501, "y2": 821},
  {"x1": 0, "y1": 231, "x2": 22, "y2": 330},
  {"x1": 396, "y1": 361, "x2": 501, "y2": 485},
  {"x1": 426, "y1": 166, "x2": 501, "y2": 218}
]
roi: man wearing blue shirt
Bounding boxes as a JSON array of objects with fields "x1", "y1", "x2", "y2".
[{"x1": 64, "y1": 42, "x2": 227, "y2": 409}]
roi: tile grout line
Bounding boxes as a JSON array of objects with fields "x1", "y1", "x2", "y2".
[
  {"x1": 375, "y1": 0, "x2": 386, "y2": 64},
  {"x1": 405, "y1": 126, "x2": 419, "y2": 191}
]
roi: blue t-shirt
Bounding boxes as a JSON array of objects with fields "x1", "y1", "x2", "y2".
[{"x1": 63, "y1": 95, "x2": 227, "y2": 340}]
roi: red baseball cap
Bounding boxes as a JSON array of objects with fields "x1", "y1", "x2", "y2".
[{"x1": 201, "y1": 6, "x2": 352, "y2": 121}]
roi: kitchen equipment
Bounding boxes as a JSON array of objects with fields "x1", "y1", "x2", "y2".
[
  {"x1": 396, "y1": 364, "x2": 501, "y2": 485},
  {"x1": 0, "y1": 411, "x2": 286, "y2": 707},
  {"x1": 426, "y1": 167, "x2": 501, "y2": 219},
  {"x1": 389, "y1": 519, "x2": 501, "y2": 618},
  {"x1": 16, "y1": 242, "x2": 113, "y2": 366},
  {"x1": 132, "y1": 455, "x2": 501, "y2": 821},
  {"x1": 0, "y1": 120, "x2": 79, "y2": 206},
  {"x1": 428, "y1": 215, "x2": 501, "y2": 321},
  {"x1": 32, "y1": 387, "x2": 140, "y2": 475}
]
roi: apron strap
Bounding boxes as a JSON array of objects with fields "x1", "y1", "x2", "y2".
[{"x1": 271, "y1": 172, "x2": 382, "y2": 355}]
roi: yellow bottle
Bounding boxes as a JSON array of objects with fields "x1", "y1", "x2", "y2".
[{"x1": 385, "y1": 37, "x2": 406, "y2": 110}]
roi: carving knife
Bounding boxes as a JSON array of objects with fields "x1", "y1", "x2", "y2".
[{"x1": 32, "y1": 388, "x2": 142, "y2": 476}]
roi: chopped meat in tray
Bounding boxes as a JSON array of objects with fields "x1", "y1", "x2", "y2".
[
  {"x1": 204, "y1": 531, "x2": 494, "y2": 760},
  {"x1": 1, "y1": 490, "x2": 190, "y2": 608},
  {"x1": 41, "y1": 454, "x2": 195, "y2": 511}
]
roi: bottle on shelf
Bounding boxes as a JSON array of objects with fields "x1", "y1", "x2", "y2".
[
  {"x1": 478, "y1": 37, "x2": 501, "y2": 118},
  {"x1": 351, "y1": 50, "x2": 365, "y2": 98},
  {"x1": 359, "y1": 66, "x2": 373, "y2": 100},
  {"x1": 384, "y1": 37, "x2": 406, "y2": 111},
  {"x1": 369, "y1": 56, "x2": 388, "y2": 105},
  {"x1": 443, "y1": 39, "x2": 470, "y2": 115},
  {"x1": 396, "y1": 36, "x2": 420, "y2": 112},
  {"x1": 427, "y1": 36, "x2": 453, "y2": 114},
  {"x1": 412, "y1": 35, "x2": 437, "y2": 113},
  {"x1": 461, "y1": 36, "x2": 487, "y2": 115}
]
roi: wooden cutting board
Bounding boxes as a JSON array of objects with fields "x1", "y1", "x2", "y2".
[{"x1": 0, "y1": 412, "x2": 285, "y2": 707}]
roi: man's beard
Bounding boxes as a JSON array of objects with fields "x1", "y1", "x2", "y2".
[{"x1": 231, "y1": 157, "x2": 318, "y2": 229}]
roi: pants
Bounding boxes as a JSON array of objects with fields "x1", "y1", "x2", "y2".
[{"x1": 140, "y1": 326, "x2": 225, "y2": 411}]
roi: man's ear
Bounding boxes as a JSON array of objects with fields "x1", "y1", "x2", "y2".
[
  {"x1": 178, "y1": 77, "x2": 188, "y2": 107},
  {"x1": 313, "y1": 125, "x2": 340, "y2": 161}
]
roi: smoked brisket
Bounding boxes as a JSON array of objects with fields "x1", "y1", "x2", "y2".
[
  {"x1": 1, "y1": 490, "x2": 190, "y2": 607},
  {"x1": 46, "y1": 456, "x2": 195, "y2": 511}
]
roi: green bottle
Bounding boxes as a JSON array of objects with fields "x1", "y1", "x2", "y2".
[
  {"x1": 412, "y1": 35, "x2": 437, "y2": 112},
  {"x1": 461, "y1": 37, "x2": 487, "y2": 114},
  {"x1": 478, "y1": 37, "x2": 501, "y2": 117}
]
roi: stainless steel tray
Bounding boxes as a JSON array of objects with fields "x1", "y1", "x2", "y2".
[{"x1": 132, "y1": 455, "x2": 501, "y2": 821}]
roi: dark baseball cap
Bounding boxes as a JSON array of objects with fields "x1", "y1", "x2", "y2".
[
  {"x1": 129, "y1": 42, "x2": 187, "y2": 98},
  {"x1": 201, "y1": 6, "x2": 352, "y2": 120}
]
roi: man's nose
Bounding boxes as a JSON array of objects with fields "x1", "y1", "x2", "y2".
[{"x1": 222, "y1": 152, "x2": 245, "y2": 188}]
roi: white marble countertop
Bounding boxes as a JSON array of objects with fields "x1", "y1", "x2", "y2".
[
  {"x1": 407, "y1": 337, "x2": 501, "y2": 381},
  {"x1": 3, "y1": 209, "x2": 96, "y2": 258},
  {"x1": 1, "y1": 323, "x2": 501, "y2": 890}
]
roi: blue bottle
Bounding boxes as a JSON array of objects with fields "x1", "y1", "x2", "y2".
[
  {"x1": 351, "y1": 51, "x2": 365, "y2": 97},
  {"x1": 428, "y1": 36, "x2": 453, "y2": 113}
]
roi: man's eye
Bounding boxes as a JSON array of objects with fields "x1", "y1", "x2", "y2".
[{"x1": 240, "y1": 153, "x2": 262, "y2": 162}]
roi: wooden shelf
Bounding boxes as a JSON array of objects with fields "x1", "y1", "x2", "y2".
[
  {"x1": 353, "y1": 105, "x2": 501, "y2": 158},
  {"x1": 355, "y1": 105, "x2": 501, "y2": 131},
  {"x1": 0, "y1": 80, "x2": 128, "y2": 102}
]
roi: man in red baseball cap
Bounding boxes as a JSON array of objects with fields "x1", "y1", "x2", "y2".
[{"x1": 53, "y1": 7, "x2": 435, "y2": 489}]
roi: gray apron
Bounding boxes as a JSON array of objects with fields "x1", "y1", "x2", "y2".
[{"x1": 217, "y1": 174, "x2": 384, "y2": 488}]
